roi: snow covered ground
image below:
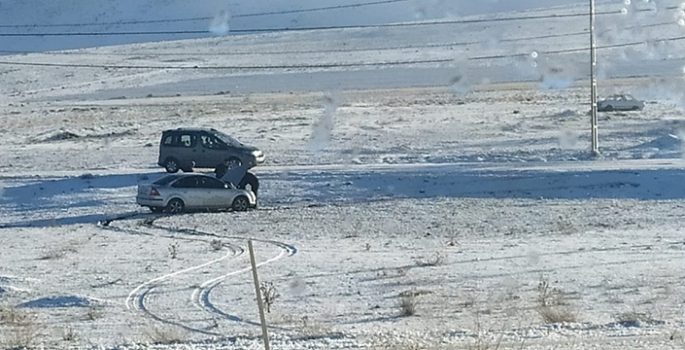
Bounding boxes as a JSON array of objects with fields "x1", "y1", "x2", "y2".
[{"x1": 3, "y1": 1, "x2": 685, "y2": 349}]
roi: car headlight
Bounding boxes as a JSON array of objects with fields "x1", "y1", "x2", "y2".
[{"x1": 252, "y1": 150, "x2": 262, "y2": 157}]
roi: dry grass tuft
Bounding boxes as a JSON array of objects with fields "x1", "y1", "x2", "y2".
[
  {"x1": 62, "y1": 325, "x2": 78, "y2": 341},
  {"x1": 537, "y1": 306, "x2": 577, "y2": 324},
  {"x1": 210, "y1": 239, "x2": 223, "y2": 251},
  {"x1": 0, "y1": 305, "x2": 29, "y2": 325},
  {"x1": 168, "y1": 242, "x2": 179, "y2": 259},
  {"x1": 535, "y1": 277, "x2": 577, "y2": 324},
  {"x1": 399, "y1": 293, "x2": 417, "y2": 317},
  {"x1": 260, "y1": 281, "x2": 278, "y2": 313},
  {"x1": 143, "y1": 325, "x2": 187, "y2": 344},
  {"x1": 1, "y1": 305, "x2": 40, "y2": 349}
]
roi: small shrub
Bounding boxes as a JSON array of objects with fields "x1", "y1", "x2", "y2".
[
  {"x1": 260, "y1": 282, "x2": 278, "y2": 313},
  {"x1": 365, "y1": 243, "x2": 371, "y2": 251},
  {"x1": 143, "y1": 325, "x2": 187, "y2": 344},
  {"x1": 537, "y1": 278, "x2": 566, "y2": 307},
  {"x1": 62, "y1": 326, "x2": 77, "y2": 341},
  {"x1": 168, "y1": 242, "x2": 179, "y2": 259},
  {"x1": 210, "y1": 239, "x2": 223, "y2": 251},
  {"x1": 86, "y1": 305, "x2": 104, "y2": 321},
  {"x1": 399, "y1": 293, "x2": 417, "y2": 316},
  {"x1": 555, "y1": 216, "x2": 576, "y2": 235},
  {"x1": 536, "y1": 277, "x2": 576, "y2": 324},
  {"x1": 1, "y1": 306, "x2": 39, "y2": 349},
  {"x1": 0, "y1": 305, "x2": 28, "y2": 325},
  {"x1": 537, "y1": 306, "x2": 577, "y2": 324},
  {"x1": 469, "y1": 313, "x2": 505, "y2": 350}
]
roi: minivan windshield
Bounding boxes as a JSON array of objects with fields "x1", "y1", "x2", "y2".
[{"x1": 212, "y1": 131, "x2": 244, "y2": 147}]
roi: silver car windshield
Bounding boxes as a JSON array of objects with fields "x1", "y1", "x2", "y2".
[{"x1": 212, "y1": 131, "x2": 244, "y2": 147}]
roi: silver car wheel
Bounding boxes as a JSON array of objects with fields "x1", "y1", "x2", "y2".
[
  {"x1": 232, "y1": 197, "x2": 249, "y2": 212},
  {"x1": 167, "y1": 199, "x2": 184, "y2": 214}
]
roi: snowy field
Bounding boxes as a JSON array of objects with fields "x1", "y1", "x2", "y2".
[{"x1": 3, "y1": 1, "x2": 685, "y2": 349}]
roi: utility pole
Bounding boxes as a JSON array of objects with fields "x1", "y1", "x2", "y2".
[
  {"x1": 248, "y1": 240, "x2": 271, "y2": 350},
  {"x1": 590, "y1": 0, "x2": 600, "y2": 156}
]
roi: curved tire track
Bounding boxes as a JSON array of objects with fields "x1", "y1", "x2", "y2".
[
  {"x1": 95, "y1": 216, "x2": 243, "y2": 334},
  {"x1": 151, "y1": 222, "x2": 298, "y2": 327},
  {"x1": 99, "y1": 215, "x2": 298, "y2": 333},
  {"x1": 190, "y1": 237, "x2": 296, "y2": 327}
]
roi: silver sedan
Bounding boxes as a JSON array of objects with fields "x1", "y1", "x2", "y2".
[
  {"x1": 136, "y1": 173, "x2": 257, "y2": 213},
  {"x1": 597, "y1": 94, "x2": 645, "y2": 112}
]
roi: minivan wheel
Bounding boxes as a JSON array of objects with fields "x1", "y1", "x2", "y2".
[
  {"x1": 232, "y1": 196, "x2": 249, "y2": 212},
  {"x1": 166, "y1": 199, "x2": 185, "y2": 214},
  {"x1": 164, "y1": 158, "x2": 180, "y2": 173}
]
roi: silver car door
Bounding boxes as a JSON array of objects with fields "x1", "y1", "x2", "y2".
[
  {"x1": 172, "y1": 176, "x2": 203, "y2": 208},
  {"x1": 200, "y1": 177, "x2": 233, "y2": 207}
]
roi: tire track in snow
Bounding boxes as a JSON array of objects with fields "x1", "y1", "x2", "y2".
[
  {"x1": 98, "y1": 215, "x2": 297, "y2": 332},
  {"x1": 124, "y1": 238, "x2": 242, "y2": 335},
  {"x1": 189, "y1": 237, "x2": 296, "y2": 327},
  {"x1": 95, "y1": 216, "x2": 243, "y2": 335},
  {"x1": 152, "y1": 223, "x2": 298, "y2": 327}
]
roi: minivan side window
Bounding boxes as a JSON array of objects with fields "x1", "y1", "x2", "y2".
[
  {"x1": 179, "y1": 134, "x2": 197, "y2": 148},
  {"x1": 162, "y1": 134, "x2": 177, "y2": 147},
  {"x1": 200, "y1": 134, "x2": 225, "y2": 150}
]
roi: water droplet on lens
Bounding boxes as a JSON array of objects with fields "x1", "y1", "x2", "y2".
[{"x1": 530, "y1": 51, "x2": 539, "y2": 59}]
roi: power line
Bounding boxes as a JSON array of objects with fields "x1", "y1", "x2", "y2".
[
  {"x1": 234, "y1": 0, "x2": 408, "y2": 18},
  {"x1": 0, "y1": 0, "x2": 409, "y2": 28},
  {"x1": 0, "y1": 58, "x2": 453, "y2": 70},
  {"x1": 1, "y1": 14, "x2": 676, "y2": 57},
  {"x1": 0, "y1": 9, "x2": 629, "y2": 37},
  {"x1": 0, "y1": 30, "x2": 207, "y2": 37},
  {"x1": 1, "y1": 30, "x2": 593, "y2": 55},
  {"x1": 471, "y1": 35, "x2": 685, "y2": 60},
  {"x1": 2, "y1": 33, "x2": 683, "y2": 71}
]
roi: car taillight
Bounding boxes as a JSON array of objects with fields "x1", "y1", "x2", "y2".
[{"x1": 150, "y1": 188, "x2": 160, "y2": 197}]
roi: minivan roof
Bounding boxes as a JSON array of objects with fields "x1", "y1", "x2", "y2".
[{"x1": 163, "y1": 127, "x2": 218, "y2": 133}]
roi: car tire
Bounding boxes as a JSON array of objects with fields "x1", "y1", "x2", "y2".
[
  {"x1": 166, "y1": 198, "x2": 185, "y2": 214},
  {"x1": 605, "y1": 105, "x2": 614, "y2": 112},
  {"x1": 164, "y1": 158, "x2": 180, "y2": 173},
  {"x1": 232, "y1": 196, "x2": 249, "y2": 212}
]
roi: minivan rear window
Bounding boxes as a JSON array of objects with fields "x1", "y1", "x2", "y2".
[{"x1": 162, "y1": 134, "x2": 176, "y2": 146}]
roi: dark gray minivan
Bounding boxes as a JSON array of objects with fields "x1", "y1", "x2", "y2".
[{"x1": 158, "y1": 128, "x2": 265, "y2": 173}]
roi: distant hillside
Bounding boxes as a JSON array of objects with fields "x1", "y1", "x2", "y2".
[{"x1": 0, "y1": 0, "x2": 588, "y2": 53}]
